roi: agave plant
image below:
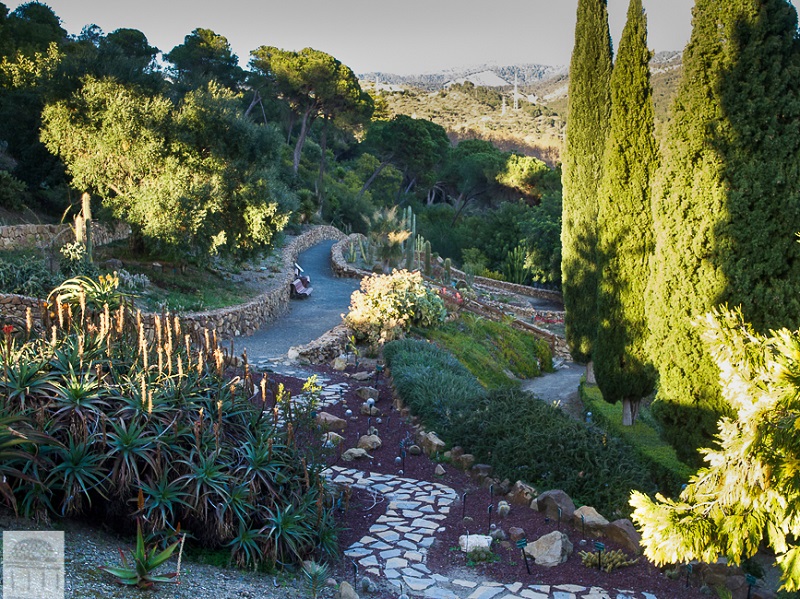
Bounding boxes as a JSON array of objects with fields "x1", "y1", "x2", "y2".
[{"x1": 101, "y1": 520, "x2": 179, "y2": 589}]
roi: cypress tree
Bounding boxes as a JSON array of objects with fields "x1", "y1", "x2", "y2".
[
  {"x1": 647, "y1": 0, "x2": 800, "y2": 462},
  {"x1": 561, "y1": 0, "x2": 613, "y2": 364},
  {"x1": 594, "y1": 0, "x2": 657, "y2": 425}
]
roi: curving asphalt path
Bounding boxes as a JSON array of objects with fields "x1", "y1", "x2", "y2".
[{"x1": 235, "y1": 240, "x2": 361, "y2": 363}]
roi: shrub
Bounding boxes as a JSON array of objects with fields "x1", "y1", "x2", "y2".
[
  {"x1": 344, "y1": 270, "x2": 446, "y2": 346},
  {"x1": 0, "y1": 251, "x2": 61, "y2": 298},
  {"x1": 1, "y1": 277, "x2": 337, "y2": 570}
]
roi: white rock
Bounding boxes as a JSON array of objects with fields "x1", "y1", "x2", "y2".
[{"x1": 458, "y1": 534, "x2": 493, "y2": 553}]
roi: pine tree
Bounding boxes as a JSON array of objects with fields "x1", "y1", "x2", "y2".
[
  {"x1": 646, "y1": 0, "x2": 800, "y2": 462},
  {"x1": 594, "y1": 0, "x2": 657, "y2": 425},
  {"x1": 561, "y1": 0, "x2": 613, "y2": 364}
]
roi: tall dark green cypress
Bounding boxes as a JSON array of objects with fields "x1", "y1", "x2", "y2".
[
  {"x1": 594, "y1": 0, "x2": 657, "y2": 425},
  {"x1": 561, "y1": 0, "x2": 613, "y2": 364},
  {"x1": 647, "y1": 0, "x2": 800, "y2": 462}
]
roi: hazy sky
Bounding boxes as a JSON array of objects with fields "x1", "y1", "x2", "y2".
[{"x1": 10, "y1": 1, "x2": 800, "y2": 74}]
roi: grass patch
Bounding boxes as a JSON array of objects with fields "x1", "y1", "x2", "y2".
[
  {"x1": 579, "y1": 383, "x2": 693, "y2": 496},
  {"x1": 420, "y1": 313, "x2": 554, "y2": 388}
]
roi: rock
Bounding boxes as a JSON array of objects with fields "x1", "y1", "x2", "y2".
[
  {"x1": 490, "y1": 527, "x2": 507, "y2": 541},
  {"x1": 604, "y1": 518, "x2": 642, "y2": 554},
  {"x1": 326, "y1": 578, "x2": 338, "y2": 587},
  {"x1": 359, "y1": 403, "x2": 381, "y2": 416},
  {"x1": 507, "y1": 480, "x2": 538, "y2": 506},
  {"x1": 456, "y1": 454, "x2": 475, "y2": 470},
  {"x1": 434, "y1": 464, "x2": 446, "y2": 476},
  {"x1": 524, "y1": 531, "x2": 573, "y2": 567},
  {"x1": 471, "y1": 463, "x2": 493, "y2": 480},
  {"x1": 420, "y1": 431, "x2": 446, "y2": 455},
  {"x1": 322, "y1": 432, "x2": 345, "y2": 446},
  {"x1": 497, "y1": 478, "x2": 512, "y2": 495},
  {"x1": 317, "y1": 411, "x2": 347, "y2": 430},
  {"x1": 508, "y1": 527, "x2": 526, "y2": 542},
  {"x1": 536, "y1": 489, "x2": 576, "y2": 522},
  {"x1": 753, "y1": 589, "x2": 777, "y2": 599},
  {"x1": 573, "y1": 505, "x2": 609, "y2": 537},
  {"x1": 359, "y1": 576, "x2": 378, "y2": 594},
  {"x1": 408, "y1": 444, "x2": 422, "y2": 455},
  {"x1": 287, "y1": 348, "x2": 300, "y2": 361},
  {"x1": 332, "y1": 356, "x2": 348, "y2": 371},
  {"x1": 449, "y1": 446, "x2": 465, "y2": 459},
  {"x1": 356, "y1": 386, "x2": 379, "y2": 400},
  {"x1": 103, "y1": 258, "x2": 123, "y2": 271},
  {"x1": 357, "y1": 434, "x2": 382, "y2": 451},
  {"x1": 351, "y1": 371, "x2": 373, "y2": 381},
  {"x1": 338, "y1": 581, "x2": 359, "y2": 599},
  {"x1": 341, "y1": 448, "x2": 372, "y2": 462},
  {"x1": 458, "y1": 534, "x2": 493, "y2": 553}
]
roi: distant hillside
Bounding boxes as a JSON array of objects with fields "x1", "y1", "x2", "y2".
[
  {"x1": 360, "y1": 62, "x2": 565, "y2": 91},
  {"x1": 368, "y1": 52, "x2": 683, "y2": 166}
]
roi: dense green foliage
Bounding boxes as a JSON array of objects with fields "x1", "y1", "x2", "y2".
[
  {"x1": 593, "y1": 0, "x2": 657, "y2": 421},
  {"x1": 560, "y1": 0, "x2": 613, "y2": 362},
  {"x1": 422, "y1": 314, "x2": 553, "y2": 388},
  {"x1": 632, "y1": 308, "x2": 800, "y2": 591},
  {"x1": 646, "y1": 0, "x2": 800, "y2": 462},
  {"x1": 41, "y1": 78, "x2": 295, "y2": 263},
  {"x1": 0, "y1": 279, "x2": 337, "y2": 569},
  {"x1": 384, "y1": 338, "x2": 658, "y2": 516},
  {"x1": 580, "y1": 383, "x2": 692, "y2": 495}
]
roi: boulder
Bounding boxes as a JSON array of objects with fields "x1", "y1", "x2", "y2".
[
  {"x1": 317, "y1": 411, "x2": 347, "y2": 431},
  {"x1": 523, "y1": 531, "x2": 572, "y2": 567},
  {"x1": 507, "y1": 481, "x2": 538, "y2": 506},
  {"x1": 604, "y1": 519, "x2": 642, "y2": 554},
  {"x1": 357, "y1": 434, "x2": 382, "y2": 451},
  {"x1": 322, "y1": 432, "x2": 345, "y2": 446},
  {"x1": 420, "y1": 431, "x2": 446, "y2": 456},
  {"x1": 359, "y1": 403, "x2": 381, "y2": 416},
  {"x1": 508, "y1": 527, "x2": 526, "y2": 542},
  {"x1": 458, "y1": 534, "x2": 493, "y2": 553},
  {"x1": 449, "y1": 446, "x2": 465, "y2": 460},
  {"x1": 341, "y1": 448, "x2": 372, "y2": 462},
  {"x1": 103, "y1": 258, "x2": 123, "y2": 271},
  {"x1": 338, "y1": 581, "x2": 359, "y2": 599},
  {"x1": 351, "y1": 371, "x2": 373, "y2": 381},
  {"x1": 573, "y1": 505, "x2": 609, "y2": 537},
  {"x1": 471, "y1": 463, "x2": 493, "y2": 480},
  {"x1": 434, "y1": 464, "x2": 446, "y2": 476},
  {"x1": 408, "y1": 444, "x2": 422, "y2": 456},
  {"x1": 536, "y1": 489, "x2": 576, "y2": 522},
  {"x1": 356, "y1": 386, "x2": 379, "y2": 400},
  {"x1": 456, "y1": 454, "x2": 475, "y2": 470},
  {"x1": 332, "y1": 356, "x2": 348, "y2": 371}
]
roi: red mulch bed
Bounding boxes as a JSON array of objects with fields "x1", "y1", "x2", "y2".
[{"x1": 264, "y1": 363, "x2": 706, "y2": 599}]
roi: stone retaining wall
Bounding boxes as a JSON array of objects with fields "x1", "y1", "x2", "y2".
[
  {"x1": 330, "y1": 234, "x2": 372, "y2": 279},
  {"x1": 0, "y1": 226, "x2": 347, "y2": 341},
  {"x1": 0, "y1": 221, "x2": 131, "y2": 250},
  {"x1": 451, "y1": 267, "x2": 563, "y2": 306}
]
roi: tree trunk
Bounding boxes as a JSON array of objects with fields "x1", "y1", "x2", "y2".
[
  {"x1": 450, "y1": 193, "x2": 472, "y2": 225},
  {"x1": 357, "y1": 160, "x2": 391, "y2": 199},
  {"x1": 293, "y1": 108, "x2": 314, "y2": 174},
  {"x1": 244, "y1": 90, "x2": 261, "y2": 119},
  {"x1": 585, "y1": 360, "x2": 596, "y2": 384},
  {"x1": 622, "y1": 397, "x2": 639, "y2": 426},
  {"x1": 286, "y1": 111, "x2": 296, "y2": 145},
  {"x1": 316, "y1": 115, "x2": 329, "y2": 216}
]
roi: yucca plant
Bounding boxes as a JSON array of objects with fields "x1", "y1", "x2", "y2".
[{"x1": 101, "y1": 520, "x2": 179, "y2": 589}]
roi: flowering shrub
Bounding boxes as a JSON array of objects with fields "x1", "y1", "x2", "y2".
[{"x1": 344, "y1": 270, "x2": 446, "y2": 346}]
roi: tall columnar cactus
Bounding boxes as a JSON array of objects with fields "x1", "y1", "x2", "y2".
[
  {"x1": 405, "y1": 209, "x2": 416, "y2": 270},
  {"x1": 443, "y1": 258, "x2": 451, "y2": 284},
  {"x1": 424, "y1": 240, "x2": 432, "y2": 276}
]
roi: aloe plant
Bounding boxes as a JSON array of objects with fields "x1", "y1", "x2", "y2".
[{"x1": 101, "y1": 521, "x2": 179, "y2": 589}]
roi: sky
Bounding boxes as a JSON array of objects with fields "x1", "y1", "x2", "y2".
[{"x1": 10, "y1": 0, "x2": 800, "y2": 75}]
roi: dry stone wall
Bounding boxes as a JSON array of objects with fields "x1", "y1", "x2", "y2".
[
  {"x1": 0, "y1": 221, "x2": 130, "y2": 251},
  {"x1": 331, "y1": 234, "x2": 373, "y2": 279},
  {"x1": 0, "y1": 226, "x2": 347, "y2": 342}
]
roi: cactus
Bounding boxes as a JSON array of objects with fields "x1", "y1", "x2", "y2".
[
  {"x1": 424, "y1": 240, "x2": 432, "y2": 276},
  {"x1": 579, "y1": 549, "x2": 638, "y2": 572},
  {"x1": 405, "y1": 209, "x2": 416, "y2": 270},
  {"x1": 503, "y1": 245, "x2": 529, "y2": 285},
  {"x1": 81, "y1": 192, "x2": 93, "y2": 264},
  {"x1": 443, "y1": 258, "x2": 451, "y2": 284}
]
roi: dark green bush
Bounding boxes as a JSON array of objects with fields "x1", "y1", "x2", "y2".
[
  {"x1": 0, "y1": 251, "x2": 61, "y2": 297},
  {"x1": 385, "y1": 338, "x2": 658, "y2": 517}
]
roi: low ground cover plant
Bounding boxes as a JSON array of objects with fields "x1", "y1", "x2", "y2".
[
  {"x1": 0, "y1": 276, "x2": 337, "y2": 570},
  {"x1": 384, "y1": 338, "x2": 658, "y2": 516}
]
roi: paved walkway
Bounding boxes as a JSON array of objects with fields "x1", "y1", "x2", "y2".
[{"x1": 235, "y1": 240, "x2": 361, "y2": 364}]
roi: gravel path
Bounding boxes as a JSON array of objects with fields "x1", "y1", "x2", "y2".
[
  {"x1": 521, "y1": 361, "x2": 586, "y2": 420},
  {"x1": 235, "y1": 240, "x2": 361, "y2": 362}
]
